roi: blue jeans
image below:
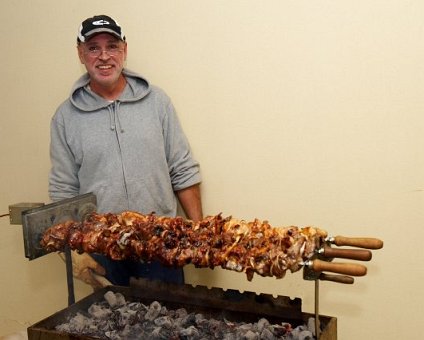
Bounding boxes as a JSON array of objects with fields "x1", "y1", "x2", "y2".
[{"x1": 91, "y1": 254, "x2": 184, "y2": 286}]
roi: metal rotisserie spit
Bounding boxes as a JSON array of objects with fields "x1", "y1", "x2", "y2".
[{"x1": 21, "y1": 193, "x2": 383, "y2": 340}]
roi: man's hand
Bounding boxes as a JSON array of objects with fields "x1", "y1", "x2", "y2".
[{"x1": 58, "y1": 251, "x2": 111, "y2": 289}]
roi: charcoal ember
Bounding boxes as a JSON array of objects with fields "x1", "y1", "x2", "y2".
[
  {"x1": 113, "y1": 307, "x2": 138, "y2": 327},
  {"x1": 181, "y1": 313, "x2": 197, "y2": 328},
  {"x1": 201, "y1": 318, "x2": 225, "y2": 338},
  {"x1": 145, "y1": 301, "x2": 162, "y2": 321},
  {"x1": 179, "y1": 325, "x2": 200, "y2": 339},
  {"x1": 104, "y1": 291, "x2": 126, "y2": 308},
  {"x1": 273, "y1": 323, "x2": 292, "y2": 337},
  {"x1": 222, "y1": 333, "x2": 237, "y2": 340},
  {"x1": 238, "y1": 323, "x2": 254, "y2": 332},
  {"x1": 154, "y1": 315, "x2": 173, "y2": 328},
  {"x1": 126, "y1": 323, "x2": 145, "y2": 338},
  {"x1": 260, "y1": 327, "x2": 275, "y2": 340},
  {"x1": 97, "y1": 318, "x2": 114, "y2": 332},
  {"x1": 175, "y1": 307, "x2": 188, "y2": 319},
  {"x1": 56, "y1": 312, "x2": 92, "y2": 334},
  {"x1": 160, "y1": 305, "x2": 169, "y2": 316},
  {"x1": 306, "y1": 318, "x2": 316, "y2": 336},
  {"x1": 55, "y1": 291, "x2": 316, "y2": 340},
  {"x1": 104, "y1": 329, "x2": 118, "y2": 339},
  {"x1": 88, "y1": 303, "x2": 112, "y2": 319},
  {"x1": 244, "y1": 329, "x2": 260, "y2": 340},
  {"x1": 256, "y1": 318, "x2": 270, "y2": 333},
  {"x1": 288, "y1": 326, "x2": 314, "y2": 340},
  {"x1": 151, "y1": 325, "x2": 176, "y2": 339}
]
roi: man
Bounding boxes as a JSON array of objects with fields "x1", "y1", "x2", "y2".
[{"x1": 49, "y1": 15, "x2": 203, "y2": 287}]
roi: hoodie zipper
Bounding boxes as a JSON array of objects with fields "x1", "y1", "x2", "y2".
[{"x1": 110, "y1": 101, "x2": 130, "y2": 209}]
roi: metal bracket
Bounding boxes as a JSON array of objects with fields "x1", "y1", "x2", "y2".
[
  {"x1": 21, "y1": 193, "x2": 97, "y2": 260},
  {"x1": 22, "y1": 193, "x2": 97, "y2": 306}
]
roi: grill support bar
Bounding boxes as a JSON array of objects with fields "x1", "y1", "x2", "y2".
[
  {"x1": 315, "y1": 279, "x2": 321, "y2": 339},
  {"x1": 65, "y1": 246, "x2": 75, "y2": 306}
]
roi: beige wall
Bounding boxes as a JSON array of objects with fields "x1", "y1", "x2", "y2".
[{"x1": 1, "y1": 1, "x2": 422, "y2": 339}]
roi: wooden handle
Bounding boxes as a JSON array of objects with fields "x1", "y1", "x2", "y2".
[
  {"x1": 330, "y1": 236, "x2": 384, "y2": 249},
  {"x1": 322, "y1": 246, "x2": 372, "y2": 261},
  {"x1": 310, "y1": 259, "x2": 367, "y2": 276},
  {"x1": 319, "y1": 273, "x2": 355, "y2": 284}
]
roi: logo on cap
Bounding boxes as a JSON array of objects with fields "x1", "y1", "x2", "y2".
[{"x1": 92, "y1": 20, "x2": 110, "y2": 26}]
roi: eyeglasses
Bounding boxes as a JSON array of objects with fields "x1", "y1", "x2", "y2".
[{"x1": 83, "y1": 44, "x2": 124, "y2": 58}]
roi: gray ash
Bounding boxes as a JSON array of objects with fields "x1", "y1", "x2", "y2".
[{"x1": 56, "y1": 291, "x2": 315, "y2": 339}]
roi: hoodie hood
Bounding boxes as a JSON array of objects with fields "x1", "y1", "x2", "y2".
[{"x1": 69, "y1": 68, "x2": 151, "y2": 112}]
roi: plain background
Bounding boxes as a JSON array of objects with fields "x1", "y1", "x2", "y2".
[{"x1": 1, "y1": 1, "x2": 422, "y2": 339}]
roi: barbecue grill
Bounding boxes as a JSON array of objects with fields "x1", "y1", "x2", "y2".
[
  {"x1": 27, "y1": 279, "x2": 337, "y2": 340},
  {"x1": 20, "y1": 193, "x2": 382, "y2": 339}
]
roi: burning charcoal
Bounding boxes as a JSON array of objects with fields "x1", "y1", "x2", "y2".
[
  {"x1": 179, "y1": 325, "x2": 200, "y2": 339},
  {"x1": 174, "y1": 309, "x2": 191, "y2": 328},
  {"x1": 104, "y1": 291, "x2": 126, "y2": 308},
  {"x1": 195, "y1": 313, "x2": 206, "y2": 323},
  {"x1": 181, "y1": 312, "x2": 197, "y2": 328},
  {"x1": 104, "y1": 329, "x2": 117, "y2": 339},
  {"x1": 151, "y1": 325, "x2": 175, "y2": 339},
  {"x1": 151, "y1": 326, "x2": 161, "y2": 337},
  {"x1": 194, "y1": 316, "x2": 212, "y2": 335},
  {"x1": 125, "y1": 323, "x2": 145, "y2": 339},
  {"x1": 160, "y1": 305, "x2": 168, "y2": 316},
  {"x1": 306, "y1": 317, "x2": 316, "y2": 336},
  {"x1": 236, "y1": 323, "x2": 259, "y2": 340},
  {"x1": 175, "y1": 307, "x2": 188, "y2": 319},
  {"x1": 114, "y1": 293, "x2": 126, "y2": 306},
  {"x1": 272, "y1": 324, "x2": 288, "y2": 337},
  {"x1": 154, "y1": 315, "x2": 173, "y2": 328},
  {"x1": 238, "y1": 323, "x2": 254, "y2": 333},
  {"x1": 88, "y1": 303, "x2": 111, "y2": 319},
  {"x1": 288, "y1": 326, "x2": 314, "y2": 340},
  {"x1": 222, "y1": 333, "x2": 237, "y2": 340},
  {"x1": 145, "y1": 301, "x2": 162, "y2": 321},
  {"x1": 115, "y1": 306, "x2": 138, "y2": 326},
  {"x1": 260, "y1": 327, "x2": 274, "y2": 340},
  {"x1": 224, "y1": 321, "x2": 238, "y2": 336},
  {"x1": 244, "y1": 330, "x2": 260, "y2": 340},
  {"x1": 298, "y1": 330, "x2": 314, "y2": 340},
  {"x1": 256, "y1": 318, "x2": 270, "y2": 333},
  {"x1": 127, "y1": 301, "x2": 139, "y2": 308},
  {"x1": 55, "y1": 323, "x2": 71, "y2": 333},
  {"x1": 206, "y1": 319, "x2": 225, "y2": 338},
  {"x1": 97, "y1": 318, "x2": 114, "y2": 332},
  {"x1": 57, "y1": 312, "x2": 90, "y2": 333},
  {"x1": 120, "y1": 324, "x2": 131, "y2": 338},
  {"x1": 54, "y1": 290, "x2": 314, "y2": 340}
]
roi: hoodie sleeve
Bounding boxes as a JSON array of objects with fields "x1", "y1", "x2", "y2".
[
  {"x1": 162, "y1": 99, "x2": 201, "y2": 191},
  {"x1": 48, "y1": 110, "x2": 80, "y2": 201}
]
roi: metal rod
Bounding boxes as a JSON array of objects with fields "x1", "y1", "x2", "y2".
[
  {"x1": 315, "y1": 279, "x2": 320, "y2": 340},
  {"x1": 64, "y1": 246, "x2": 75, "y2": 306}
]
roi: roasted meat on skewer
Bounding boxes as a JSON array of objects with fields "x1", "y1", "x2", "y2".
[{"x1": 40, "y1": 211, "x2": 328, "y2": 281}]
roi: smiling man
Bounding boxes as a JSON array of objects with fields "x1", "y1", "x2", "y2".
[
  {"x1": 76, "y1": 17, "x2": 128, "y2": 100},
  {"x1": 49, "y1": 15, "x2": 203, "y2": 288}
]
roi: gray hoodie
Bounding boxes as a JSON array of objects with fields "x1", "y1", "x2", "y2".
[{"x1": 49, "y1": 69, "x2": 201, "y2": 216}]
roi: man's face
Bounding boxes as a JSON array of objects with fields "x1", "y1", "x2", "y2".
[{"x1": 77, "y1": 33, "x2": 127, "y2": 89}]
